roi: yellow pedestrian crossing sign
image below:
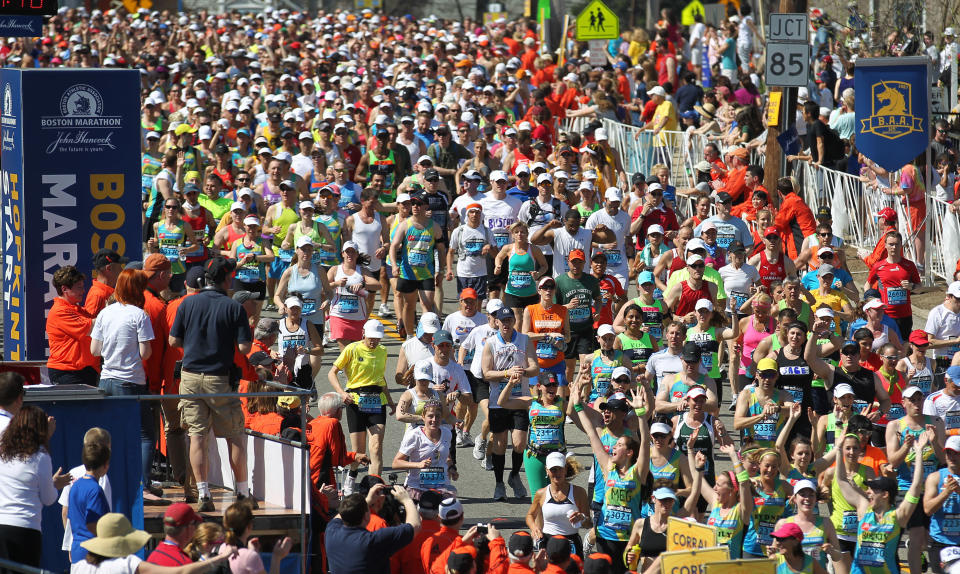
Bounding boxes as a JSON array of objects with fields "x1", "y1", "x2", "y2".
[{"x1": 576, "y1": 0, "x2": 619, "y2": 40}]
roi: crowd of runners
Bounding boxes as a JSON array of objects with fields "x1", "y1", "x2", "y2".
[{"x1": 8, "y1": 3, "x2": 960, "y2": 574}]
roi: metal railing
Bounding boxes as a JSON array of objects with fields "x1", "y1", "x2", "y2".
[{"x1": 561, "y1": 116, "x2": 954, "y2": 282}]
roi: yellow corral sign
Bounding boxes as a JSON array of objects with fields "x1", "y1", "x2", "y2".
[
  {"x1": 576, "y1": 0, "x2": 619, "y2": 41},
  {"x1": 704, "y1": 559, "x2": 777, "y2": 574}
]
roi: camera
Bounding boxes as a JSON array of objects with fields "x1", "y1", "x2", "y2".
[
  {"x1": 388, "y1": 473, "x2": 399, "y2": 485},
  {"x1": 475, "y1": 523, "x2": 488, "y2": 534}
]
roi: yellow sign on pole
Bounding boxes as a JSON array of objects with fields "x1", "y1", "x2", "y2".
[
  {"x1": 483, "y1": 12, "x2": 509, "y2": 25},
  {"x1": 680, "y1": 0, "x2": 705, "y2": 25},
  {"x1": 768, "y1": 91, "x2": 782, "y2": 126},
  {"x1": 666, "y1": 517, "x2": 719, "y2": 551},
  {"x1": 575, "y1": 0, "x2": 620, "y2": 41},
  {"x1": 704, "y1": 559, "x2": 777, "y2": 574},
  {"x1": 661, "y1": 547, "x2": 731, "y2": 574}
]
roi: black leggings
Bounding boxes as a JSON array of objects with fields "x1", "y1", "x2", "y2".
[
  {"x1": 0, "y1": 524, "x2": 41, "y2": 568},
  {"x1": 596, "y1": 537, "x2": 628, "y2": 574}
]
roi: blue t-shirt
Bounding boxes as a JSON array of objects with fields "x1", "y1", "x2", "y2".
[
  {"x1": 848, "y1": 315, "x2": 903, "y2": 341},
  {"x1": 506, "y1": 185, "x2": 536, "y2": 203},
  {"x1": 325, "y1": 519, "x2": 415, "y2": 574},
  {"x1": 801, "y1": 268, "x2": 854, "y2": 291},
  {"x1": 68, "y1": 475, "x2": 110, "y2": 563}
]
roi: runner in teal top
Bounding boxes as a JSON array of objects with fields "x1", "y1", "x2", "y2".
[
  {"x1": 837, "y1": 424, "x2": 930, "y2": 574},
  {"x1": 769, "y1": 521, "x2": 826, "y2": 573}
]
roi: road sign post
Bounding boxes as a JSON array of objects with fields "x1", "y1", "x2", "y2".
[{"x1": 576, "y1": 0, "x2": 619, "y2": 41}]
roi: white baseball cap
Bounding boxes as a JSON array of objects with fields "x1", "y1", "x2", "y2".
[
  {"x1": 414, "y1": 359, "x2": 433, "y2": 381},
  {"x1": 363, "y1": 319, "x2": 385, "y2": 339},
  {"x1": 815, "y1": 307, "x2": 835, "y2": 318},
  {"x1": 863, "y1": 299, "x2": 885, "y2": 311},
  {"x1": 230, "y1": 201, "x2": 246, "y2": 212},
  {"x1": 833, "y1": 383, "x2": 855, "y2": 398},
  {"x1": 948, "y1": 435, "x2": 960, "y2": 452},
  {"x1": 597, "y1": 324, "x2": 615, "y2": 337},
  {"x1": 537, "y1": 173, "x2": 553, "y2": 185},
  {"x1": 695, "y1": 299, "x2": 714, "y2": 312},
  {"x1": 545, "y1": 451, "x2": 567, "y2": 469},
  {"x1": 284, "y1": 296, "x2": 302, "y2": 309},
  {"x1": 901, "y1": 386, "x2": 923, "y2": 399},
  {"x1": 650, "y1": 422, "x2": 673, "y2": 435},
  {"x1": 793, "y1": 479, "x2": 817, "y2": 493},
  {"x1": 604, "y1": 187, "x2": 622, "y2": 202},
  {"x1": 236, "y1": 187, "x2": 253, "y2": 198},
  {"x1": 612, "y1": 366, "x2": 632, "y2": 380},
  {"x1": 595, "y1": 128, "x2": 608, "y2": 141},
  {"x1": 948, "y1": 281, "x2": 960, "y2": 298},
  {"x1": 486, "y1": 298, "x2": 505, "y2": 314},
  {"x1": 298, "y1": 200, "x2": 315, "y2": 211},
  {"x1": 341, "y1": 240, "x2": 359, "y2": 254},
  {"x1": 647, "y1": 224, "x2": 665, "y2": 235},
  {"x1": 419, "y1": 312, "x2": 441, "y2": 333},
  {"x1": 490, "y1": 170, "x2": 508, "y2": 182},
  {"x1": 243, "y1": 215, "x2": 261, "y2": 226},
  {"x1": 648, "y1": 86, "x2": 666, "y2": 97},
  {"x1": 295, "y1": 235, "x2": 314, "y2": 249},
  {"x1": 686, "y1": 254, "x2": 704, "y2": 265}
]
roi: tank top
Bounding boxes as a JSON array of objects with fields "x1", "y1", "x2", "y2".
[
  {"x1": 506, "y1": 249, "x2": 536, "y2": 297},
  {"x1": 639, "y1": 518, "x2": 667, "y2": 557},
  {"x1": 592, "y1": 426, "x2": 636, "y2": 504},
  {"x1": 668, "y1": 248, "x2": 687, "y2": 278},
  {"x1": 744, "y1": 477, "x2": 790, "y2": 555},
  {"x1": 677, "y1": 280, "x2": 713, "y2": 317},
  {"x1": 278, "y1": 317, "x2": 309, "y2": 353},
  {"x1": 542, "y1": 483, "x2": 579, "y2": 536},
  {"x1": 287, "y1": 265, "x2": 324, "y2": 321},
  {"x1": 351, "y1": 212, "x2": 383, "y2": 272},
  {"x1": 330, "y1": 265, "x2": 367, "y2": 321},
  {"x1": 852, "y1": 509, "x2": 900, "y2": 574},
  {"x1": 157, "y1": 221, "x2": 186, "y2": 275},
  {"x1": 141, "y1": 153, "x2": 163, "y2": 198},
  {"x1": 633, "y1": 297, "x2": 668, "y2": 340},
  {"x1": 290, "y1": 221, "x2": 324, "y2": 266},
  {"x1": 399, "y1": 221, "x2": 436, "y2": 281},
  {"x1": 146, "y1": 168, "x2": 174, "y2": 219},
  {"x1": 598, "y1": 462, "x2": 643, "y2": 541},
  {"x1": 368, "y1": 148, "x2": 397, "y2": 201},
  {"x1": 831, "y1": 464, "x2": 868, "y2": 540},
  {"x1": 870, "y1": 324, "x2": 890, "y2": 351},
  {"x1": 667, "y1": 373, "x2": 709, "y2": 405},
  {"x1": 529, "y1": 304, "x2": 567, "y2": 367},
  {"x1": 316, "y1": 213, "x2": 343, "y2": 267},
  {"x1": 618, "y1": 332, "x2": 655, "y2": 369},
  {"x1": 642, "y1": 449, "x2": 682, "y2": 517},
  {"x1": 271, "y1": 204, "x2": 301, "y2": 258},
  {"x1": 181, "y1": 208, "x2": 209, "y2": 263},
  {"x1": 758, "y1": 250, "x2": 787, "y2": 288},
  {"x1": 895, "y1": 416, "x2": 937, "y2": 490},
  {"x1": 778, "y1": 299, "x2": 812, "y2": 328},
  {"x1": 930, "y1": 468, "x2": 960, "y2": 545},
  {"x1": 707, "y1": 502, "x2": 745, "y2": 559},
  {"x1": 877, "y1": 368, "x2": 907, "y2": 424},
  {"x1": 835, "y1": 366, "x2": 877, "y2": 414},
  {"x1": 902, "y1": 356, "x2": 934, "y2": 395},
  {"x1": 741, "y1": 388, "x2": 788, "y2": 448},
  {"x1": 385, "y1": 215, "x2": 405, "y2": 267},
  {"x1": 777, "y1": 350, "x2": 814, "y2": 438},
  {"x1": 687, "y1": 325, "x2": 721, "y2": 378},
  {"x1": 261, "y1": 180, "x2": 281, "y2": 205},
  {"x1": 674, "y1": 414, "x2": 715, "y2": 483},
  {"x1": 487, "y1": 331, "x2": 532, "y2": 408},
  {"x1": 588, "y1": 350, "x2": 624, "y2": 403},
  {"x1": 740, "y1": 316, "x2": 774, "y2": 375},
  {"x1": 233, "y1": 238, "x2": 266, "y2": 283},
  {"x1": 528, "y1": 397, "x2": 566, "y2": 454},
  {"x1": 223, "y1": 223, "x2": 246, "y2": 250}
]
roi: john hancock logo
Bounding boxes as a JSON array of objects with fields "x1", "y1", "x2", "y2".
[
  {"x1": 861, "y1": 80, "x2": 923, "y2": 140},
  {"x1": 40, "y1": 83, "x2": 121, "y2": 154}
]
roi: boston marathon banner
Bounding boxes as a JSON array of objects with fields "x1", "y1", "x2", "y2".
[
  {"x1": 0, "y1": 69, "x2": 141, "y2": 361},
  {"x1": 854, "y1": 56, "x2": 931, "y2": 171}
]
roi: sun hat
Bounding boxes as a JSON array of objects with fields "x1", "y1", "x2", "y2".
[{"x1": 80, "y1": 514, "x2": 152, "y2": 558}]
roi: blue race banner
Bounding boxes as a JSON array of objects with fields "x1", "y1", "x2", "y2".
[
  {"x1": 854, "y1": 57, "x2": 931, "y2": 171},
  {"x1": 0, "y1": 69, "x2": 142, "y2": 361}
]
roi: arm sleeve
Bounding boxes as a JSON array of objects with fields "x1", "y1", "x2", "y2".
[
  {"x1": 486, "y1": 537, "x2": 510, "y2": 574},
  {"x1": 86, "y1": 489, "x2": 110, "y2": 523},
  {"x1": 398, "y1": 427, "x2": 418, "y2": 458},
  {"x1": 90, "y1": 314, "x2": 103, "y2": 342},
  {"x1": 333, "y1": 346, "x2": 353, "y2": 371},
  {"x1": 138, "y1": 310, "x2": 156, "y2": 342},
  {"x1": 374, "y1": 523, "x2": 416, "y2": 554}
]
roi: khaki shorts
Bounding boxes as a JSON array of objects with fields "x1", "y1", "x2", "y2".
[{"x1": 179, "y1": 370, "x2": 245, "y2": 439}]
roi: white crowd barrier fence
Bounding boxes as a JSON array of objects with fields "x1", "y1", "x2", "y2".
[{"x1": 560, "y1": 116, "x2": 957, "y2": 283}]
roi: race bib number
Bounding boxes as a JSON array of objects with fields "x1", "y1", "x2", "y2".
[
  {"x1": 281, "y1": 335, "x2": 306, "y2": 352},
  {"x1": 142, "y1": 174, "x2": 155, "y2": 192},
  {"x1": 701, "y1": 353, "x2": 713, "y2": 370},
  {"x1": 509, "y1": 272, "x2": 533, "y2": 290},
  {"x1": 781, "y1": 385, "x2": 804, "y2": 404},
  {"x1": 731, "y1": 291, "x2": 750, "y2": 310},
  {"x1": 160, "y1": 245, "x2": 180, "y2": 262},
  {"x1": 717, "y1": 233, "x2": 735, "y2": 249},
  {"x1": 604, "y1": 504, "x2": 632, "y2": 529},
  {"x1": 569, "y1": 306, "x2": 590, "y2": 321},
  {"x1": 337, "y1": 294, "x2": 360, "y2": 314},
  {"x1": 494, "y1": 231, "x2": 510, "y2": 248},
  {"x1": 912, "y1": 375, "x2": 932, "y2": 394},
  {"x1": 944, "y1": 513, "x2": 960, "y2": 535},
  {"x1": 311, "y1": 250, "x2": 324, "y2": 265},
  {"x1": 357, "y1": 393, "x2": 383, "y2": 414},
  {"x1": 409, "y1": 249, "x2": 429, "y2": 267},
  {"x1": 604, "y1": 248, "x2": 623, "y2": 267},
  {"x1": 278, "y1": 248, "x2": 295, "y2": 262},
  {"x1": 236, "y1": 265, "x2": 260, "y2": 282},
  {"x1": 887, "y1": 287, "x2": 908, "y2": 305},
  {"x1": 887, "y1": 403, "x2": 906, "y2": 421},
  {"x1": 757, "y1": 521, "x2": 776, "y2": 546},
  {"x1": 465, "y1": 239, "x2": 484, "y2": 256},
  {"x1": 754, "y1": 419, "x2": 777, "y2": 441},
  {"x1": 420, "y1": 466, "x2": 446, "y2": 488},
  {"x1": 842, "y1": 510, "x2": 859, "y2": 533},
  {"x1": 947, "y1": 411, "x2": 960, "y2": 432},
  {"x1": 533, "y1": 427, "x2": 561, "y2": 445},
  {"x1": 510, "y1": 381, "x2": 524, "y2": 397},
  {"x1": 301, "y1": 298, "x2": 317, "y2": 316},
  {"x1": 537, "y1": 339, "x2": 558, "y2": 359},
  {"x1": 852, "y1": 400, "x2": 870, "y2": 414},
  {"x1": 856, "y1": 542, "x2": 886, "y2": 567}
]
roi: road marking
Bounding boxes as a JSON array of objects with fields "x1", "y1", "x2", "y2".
[{"x1": 369, "y1": 314, "x2": 404, "y2": 342}]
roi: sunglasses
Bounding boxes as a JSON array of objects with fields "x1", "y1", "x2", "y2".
[
  {"x1": 541, "y1": 382, "x2": 559, "y2": 388},
  {"x1": 841, "y1": 348, "x2": 860, "y2": 356},
  {"x1": 165, "y1": 204, "x2": 179, "y2": 209},
  {"x1": 690, "y1": 263, "x2": 706, "y2": 269},
  {"x1": 758, "y1": 371, "x2": 777, "y2": 379},
  {"x1": 819, "y1": 232, "x2": 832, "y2": 237},
  {"x1": 539, "y1": 284, "x2": 556, "y2": 290}
]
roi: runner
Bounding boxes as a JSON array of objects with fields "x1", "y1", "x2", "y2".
[{"x1": 390, "y1": 190, "x2": 444, "y2": 341}]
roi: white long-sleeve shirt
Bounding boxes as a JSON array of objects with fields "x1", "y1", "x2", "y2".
[{"x1": 0, "y1": 450, "x2": 58, "y2": 531}]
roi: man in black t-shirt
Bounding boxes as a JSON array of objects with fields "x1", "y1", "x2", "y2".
[
  {"x1": 169, "y1": 256, "x2": 253, "y2": 512},
  {"x1": 799, "y1": 101, "x2": 844, "y2": 169}
]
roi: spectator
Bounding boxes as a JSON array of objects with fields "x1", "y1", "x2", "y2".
[
  {"x1": 394, "y1": 490, "x2": 444, "y2": 574},
  {"x1": 142, "y1": 253, "x2": 171, "y2": 397},
  {"x1": 0, "y1": 405, "x2": 70, "y2": 566},
  {"x1": 46, "y1": 265, "x2": 99, "y2": 386},
  {"x1": 91, "y1": 269, "x2": 157, "y2": 498},
  {"x1": 85, "y1": 249, "x2": 127, "y2": 317},
  {"x1": 169, "y1": 256, "x2": 254, "y2": 512},
  {"x1": 421, "y1": 497, "x2": 467, "y2": 574},
  {"x1": 773, "y1": 178, "x2": 817, "y2": 260},
  {"x1": 59, "y1": 428, "x2": 113, "y2": 562},
  {"x1": 325, "y1": 486, "x2": 422, "y2": 574},
  {"x1": 220, "y1": 501, "x2": 292, "y2": 573},
  {"x1": 74, "y1": 512, "x2": 229, "y2": 574},
  {"x1": 67, "y1": 441, "x2": 111, "y2": 564}
]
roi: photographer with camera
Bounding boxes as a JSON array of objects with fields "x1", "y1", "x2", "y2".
[
  {"x1": 428, "y1": 521, "x2": 508, "y2": 574},
  {"x1": 325, "y1": 484, "x2": 422, "y2": 574}
]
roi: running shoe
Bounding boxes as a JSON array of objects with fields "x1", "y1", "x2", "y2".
[
  {"x1": 197, "y1": 496, "x2": 215, "y2": 512},
  {"x1": 507, "y1": 473, "x2": 527, "y2": 498},
  {"x1": 457, "y1": 429, "x2": 474, "y2": 447},
  {"x1": 473, "y1": 437, "x2": 487, "y2": 460},
  {"x1": 378, "y1": 303, "x2": 393, "y2": 318},
  {"x1": 482, "y1": 455, "x2": 493, "y2": 471},
  {"x1": 493, "y1": 482, "x2": 507, "y2": 501},
  {"x1": 263, "y1": 302, "x2": 278, "y2": 312}
]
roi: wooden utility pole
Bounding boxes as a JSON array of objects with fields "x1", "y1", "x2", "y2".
[{"x1": 763, "y1": 0, "x2": 808, "y2": 208}]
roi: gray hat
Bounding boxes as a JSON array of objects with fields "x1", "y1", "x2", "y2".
[
  {"x1": 434, "y1": 329, "x2": 454, "y2": 345},
  {"x1": 233, "y1": 290, "x2": 261, "y2": 304}
]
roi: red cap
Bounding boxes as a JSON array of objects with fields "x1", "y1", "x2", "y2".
[
  {"x1": 143, "y1": 253, "x2": 172, "y2": 278},
  {"x1": 568, "y1": 249, "x2": 586, "y2": 261},
  {"x1": 909, "y1": 330, "x2": 930, "y2": 346},
  {"x1": 878, "y1": 207, "x2": 897, "y2": 221},
  {"x1": 460, "y1": 288, "x2": 478, "y2": 300},
  {"x1": 763, "y1": 226, "x2": 780, "y2": 237},
  {"x1": 164, "y1": 502, "x2": 203, "y2": 527}
]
